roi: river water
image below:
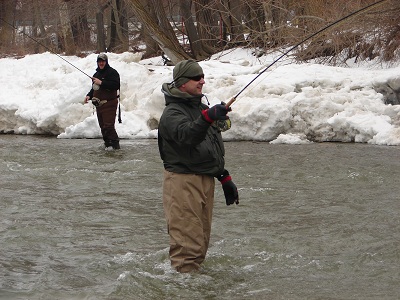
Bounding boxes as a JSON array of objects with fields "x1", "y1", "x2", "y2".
[{"x1": 1, "y1": 135, "x2": 399, "y2": 300}]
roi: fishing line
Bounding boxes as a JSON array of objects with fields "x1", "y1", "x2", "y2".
[
  {"x1": 226, "y1": 0, "x2": 390, "y2": 107},
  {"x1": 0, "y1": 17, "x2": 92, "y2": 79},
  {"x1": 234, "y1": 58, "x2": 291, "y2": 100}
]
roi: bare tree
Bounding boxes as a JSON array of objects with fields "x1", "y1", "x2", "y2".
[
  {"x1": 216, "y1": 0, "x2": 245, "y2": 46},
  {"x1": 291, "y1": 0, "x2": 400, "y2": 64},
  {"x1": 139, "y1": 0, "x2": 160, "y2": 59},
  {"x1": 31, "y1": 0, "x2": 48, "y2": 53},
  {"x1": 67, "y1": 0, "x2": 91, "y2": 51},
  {"x1": 178, "y1": 0, "x2": 210, "y2": 59},
  {"x1": 0, "y1": 0, "x2": 16, "y2": 54},
  {"x1": 58, "y1": 0, "x2": 76, "y2": 55},
  {"x1": 127, "y1": 0, "x2": 190, "y2": 64},
  {"x1": 95, "y1": 1, "x2": 108, "y2": 53},
  {"x1": 241, "y1": 0, "x2": 267, "y2": 48},
  {"x1": 193, "y1": 0, "x2": 221, "y2": 51},
  {"x1": 1, "y1": 0, "x2": 400, "y2": 66},
  {"x1": 380, "y1": 7, "x2": 400, "y2": 61},
  {"x1": 108, "y1": 0, "x2": 129, "y2": 52}
]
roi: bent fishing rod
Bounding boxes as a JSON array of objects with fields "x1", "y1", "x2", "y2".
[
  {"x1": 225, "y1": 0, "x2": 390, "y2": 108},
  {"x1": 0, "y1": 17, "x2": 92, "y2": 79}
]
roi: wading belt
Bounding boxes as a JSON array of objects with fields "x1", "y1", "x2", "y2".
[{"x1": 92, "y1": 89, "x2": 122, "y2": 123}]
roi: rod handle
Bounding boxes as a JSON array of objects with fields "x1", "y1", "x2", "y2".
[{"x1": 225, "y1": 97, "x2": 236, "y2": 108}]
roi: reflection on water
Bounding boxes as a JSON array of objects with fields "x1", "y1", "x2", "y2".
[{"x1": 1, "y1": 135, "x2": 400, "y2": 299}]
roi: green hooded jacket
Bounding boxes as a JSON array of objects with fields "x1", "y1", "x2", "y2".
[{"x1": 158, "y1": 82, "x2": 225, "y2": 177}]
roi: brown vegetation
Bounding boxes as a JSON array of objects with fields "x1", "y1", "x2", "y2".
[{"x1": 0, "y1": 0, "x2": 399, "y2": 65}]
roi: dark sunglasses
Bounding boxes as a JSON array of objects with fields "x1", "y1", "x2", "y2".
[{"x1": 184, "y1": 74, "x2": 205, "y2": 81}]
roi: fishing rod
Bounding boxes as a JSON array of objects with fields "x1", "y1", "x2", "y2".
[
  {"x1": 0, "y1": 17, "x2": 92, "y2": 79},
  {"x1": 225, "y1": 0, "x2": 390, "y2": 107}
]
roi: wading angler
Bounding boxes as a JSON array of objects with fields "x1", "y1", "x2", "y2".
[
  {"x1": 158, "y1": 60, "x2": 239, "y2": 273},
  {"x1": 84, "y1": 53, "x2": 121, "y2": 150}
]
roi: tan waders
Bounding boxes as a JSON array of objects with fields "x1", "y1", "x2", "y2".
[{"x1": 163, "y1": 170, "x2": 215, "y2": 273}]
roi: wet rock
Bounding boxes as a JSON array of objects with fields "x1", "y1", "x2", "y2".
[{"x1": 374, "y1": 78, "x2": 400, "y2": 105}]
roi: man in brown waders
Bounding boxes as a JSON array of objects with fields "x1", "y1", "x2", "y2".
[
  {"x1": 84, "y1": 53, "x2": 121, "y2": 150},
  {"x1": 158, "y1": 60, "x2": 239, "y2": 273}
]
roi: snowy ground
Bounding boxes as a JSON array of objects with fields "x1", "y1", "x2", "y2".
[{"x1": 1, "y1": 48, "x2": 400, "y2": 145}]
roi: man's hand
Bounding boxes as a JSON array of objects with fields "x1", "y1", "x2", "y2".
[
  {"x1": 84, "y1": 96, "x2": 90, "y2": 104},
  {"x1": 92, "y1": 77, "x2": 102, "y2": 86},
  {"x1": 202, "y1": 104, "x2": 231, "y2": 123},
  {"x1": 217, "y1": 169, "x2": 239, "y2": 205}
]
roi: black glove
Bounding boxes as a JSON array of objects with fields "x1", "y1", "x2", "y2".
[
  {"x1": 217, "y1": 169, "x2": 239, "y2": 205},
  {"x1": 202, "y1": 104, "x2": 231, "y2": 123}
]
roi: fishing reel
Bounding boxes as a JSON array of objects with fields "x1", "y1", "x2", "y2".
[
  {"x1": 91, "y1": 97, "x2": 101, "y2": 107},
  {"x1": 214, "y1": 100, "x2": 232, "y2": 132},
  {"x1": 215, "y1": 119, "x2": 231, "y2": 132},
  {"x1": 92, "y1": 83, "x2": 100, "y2": 90}
]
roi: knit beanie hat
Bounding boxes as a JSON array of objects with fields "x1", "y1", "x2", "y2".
[{"x1": 173, "y1": 60, "x2": 203, "y2": 87}]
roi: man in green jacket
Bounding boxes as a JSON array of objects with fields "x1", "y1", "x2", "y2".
[{"x1": 158, "y1": 60, "x2": 239, "y2": 273}]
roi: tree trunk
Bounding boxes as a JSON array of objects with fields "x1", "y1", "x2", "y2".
[
  {"x1": 216, "y1": 0, "x2": 245, "y2": 46},
  {"x1": 178, "y1": 0, "x2": 210, "y2": 60},
  {"x1": 243, "y1": 0, "x2": 266, "y2": 48},
  {"x1": 140, "y1": 0, "x2": 160, "y2": 59},
  {"x1": 67, "y1": 0, "x2": 91, "y2": 51},
  {"x1": 266, "y1": 0, "x2": 289, "y2": 47},
  {"x1": 109, "y1": 0, "x2": 129, "y2": 52},
  {"x1": 150, "y1": 0, "x2": 176, "y2": 42},
  {"x1": 57, "y1": 0, "x2": 76, "y2": 55},
  {"x1": 194, "y1": 0, "x2": 220, "y2": 51},
  {"x1": 127, "y1": 0, "x2": 190, "y2": 64},
  {"x1": 95, "y1": 0, "x2": 108, "y2": 53},
  {"x1": 32, "y1": 0, "x2": 48, "y2": 53},
  {"x1": 0, "y1": 0, "x2": 15, "y2": 52}
]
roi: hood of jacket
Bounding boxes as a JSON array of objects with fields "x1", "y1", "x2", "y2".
[{"x1": 96, "y1": 63, "x2": 111, "y2": 73}]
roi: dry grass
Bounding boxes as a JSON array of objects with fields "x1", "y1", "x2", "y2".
[{"x1": 1, "y1": 0, "x2": 400, "y2": 64}]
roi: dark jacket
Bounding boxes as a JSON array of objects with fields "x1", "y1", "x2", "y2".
[
  {"x1": 158, "y1": 82, "x2": 225, "y2": 177},
  {"x1": 87, "y1": 63, "x2": 120, "y2": 100}
]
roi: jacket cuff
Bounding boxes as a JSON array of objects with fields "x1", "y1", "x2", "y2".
[
  {"x1": 220, "y1": 175, "x2": 232, "y2": 185},
  {"x1": 217, "y1": 169, "x2": 230, "y2": 182},
  {"x1": 201, "y1": 109, "x2": 213, "y2": 123}
]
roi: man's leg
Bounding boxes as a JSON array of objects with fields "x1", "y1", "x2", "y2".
[
  {"x1": 97, "y1": 99, "x2": 119, "y2": 149},
  {"x1": 163, "y1": 171, "x2": 215, "y2": 273}
]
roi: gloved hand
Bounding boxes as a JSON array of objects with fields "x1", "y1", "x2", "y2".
[
  {"x1": 202, "y1": 104, "x2": 231, "y2": 123},
  {"x1": 217, "y1": 169, "x2": 239, "y2": 205}
]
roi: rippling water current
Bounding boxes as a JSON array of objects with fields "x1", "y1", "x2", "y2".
[{"x1": 1, "y1": 135, "x2": 400, "y2": 300}]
